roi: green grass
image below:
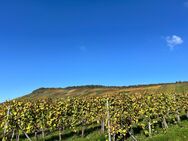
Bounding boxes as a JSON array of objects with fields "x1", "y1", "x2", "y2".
[
  {"x1": 145, "y1": 123, "x2": 188, "y2": 141},
  {"x1": 58, "y1": 131, "x2": 105, "y2": 141},
  {"x1": 15, "y1": 120, "x2": 188, "y2": 141},
  {"x1": 129, "y1": 120, "x2": 188, "y2": 141},
  {"x1": 16, "y1": 125, "x2": 105, "y2": 141}
]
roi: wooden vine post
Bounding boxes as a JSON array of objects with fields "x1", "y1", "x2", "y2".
[{"x1": 106, "y1": 98, "x2": 111, "y2": 141}]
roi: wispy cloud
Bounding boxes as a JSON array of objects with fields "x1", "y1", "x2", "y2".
[
  {"x1": 165, "y1": 35, "x2": 183, "y2": 50},
  {"x1": 184, "y1": 1, "x2": 188, "y2": 8},
  {"x1": 79, "y1": 46, "x2": 87, "y2": 52}
]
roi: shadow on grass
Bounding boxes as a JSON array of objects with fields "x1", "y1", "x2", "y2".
[
  {"x1": 45, "y1": 131, "x2": 75, "y2": 141},
  {"x1": 45, "y1": 125, "x2": 101, "y2": 141}
]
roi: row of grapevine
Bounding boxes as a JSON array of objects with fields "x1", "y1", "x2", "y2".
[{"x1": 0, "y1": 92, "x2": 188, "y2": 141}]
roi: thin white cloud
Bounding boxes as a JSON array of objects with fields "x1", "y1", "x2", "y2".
[
  {"x1": 184, "y1": 1, "x2": 188, "y2": 8},
  {"x1": 166, "y1": 35, "x2": 183, "y2": 49},
  {"x1": 79, "y1": 46, "x2": 87, "y2": 52}
]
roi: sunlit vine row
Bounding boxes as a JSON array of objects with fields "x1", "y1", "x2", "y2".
[{"x1": 0, "y1": 92, "x2": 188, "y2": 141}]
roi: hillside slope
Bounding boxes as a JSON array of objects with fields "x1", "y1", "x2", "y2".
[{"x1": 20, "y1": 82, "x2": 188, "y2": 100}]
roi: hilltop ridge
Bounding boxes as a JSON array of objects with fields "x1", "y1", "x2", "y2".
[{"x1": 19, "y1": 81, "x2": 188, "y2": 100}]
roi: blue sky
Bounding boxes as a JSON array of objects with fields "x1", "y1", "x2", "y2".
[{"x1": 0, "y1": 0, "x2": 188, "y2": 102}]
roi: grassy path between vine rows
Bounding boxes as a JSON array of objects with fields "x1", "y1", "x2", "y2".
[
  {"x1": 132, "y1": 120, "x2": 188, "y2": 141},
  {"x1": 13, "y1": 120, "x2": 188, "y2": 141}
]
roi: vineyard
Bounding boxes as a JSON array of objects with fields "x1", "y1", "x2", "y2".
[{"x1": 0, "y1": 90, "x2": 188, "y2": 141}]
